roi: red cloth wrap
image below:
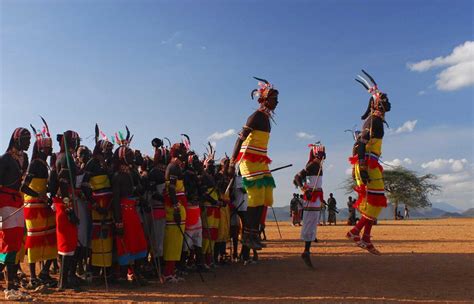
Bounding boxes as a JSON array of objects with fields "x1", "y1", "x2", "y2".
[
  {"x1": 205, "y1": 206, "x2": 220, "y2": 219},
  {"x1": 354, "y1": 185, "x2": 387, "y2": 208},
  {"x1": 0, "y1": 188, "x2": 24, "y2": 253},
  {"x1": 92, "y1": 191, "x2": 112, "y2": 209},
  {"x1": 24, "y1": 199, "x2": 56, "y2": 248},
  {"x1": 367, "y1": 193, "x2": 387, "y2": 207},
  {"x1": 368, "y1": 158, "x2": 383, "y2": 172},
  {"x1": 115, "y1": 198, "x2": 147, "y2": 259},
  {"x1": 236, "y1": 152, "x2": 272, "y2": 164},
  {"x1": 53, "y1": 197, "x2": 78, "y2": 255},
  {"x1": 0, "y1": 187, "x2": 23, "y2": 208},
  {"x1": 185, "y1": 205, "x2": 201, "y2": 228},
  {"x1": 163, "y1": 193, "x2": 188, "y2": 208},
  {"x1": 202, "y1": 206, "x2": 220, "y2": 240},
  {"x1": 353, "y1": 185, "x2": 366, "y2": 209},
  {"x1": 303, "y1": 190, "x2": 324, "y2": 202},
  {"x1": 348, "y1": 156, "x2": 383, "y2": 172},
  {"x1": 152, "y1": 207, "x2": 166, "y2": 219},
  {"x1": 25, "y1": 232, "x2": 56, "y2": 249},
  {"x1": 24, "y1": 202, "x2": 54, "y2": 220}
]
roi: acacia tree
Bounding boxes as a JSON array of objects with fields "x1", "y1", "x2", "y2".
[{"x1": 342, "y1": 166, "x2": 441, "y2": 219}]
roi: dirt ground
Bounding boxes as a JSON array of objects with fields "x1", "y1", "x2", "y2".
[{"x1": 12, "y1": 218, "x2": 474, "y2": 303}]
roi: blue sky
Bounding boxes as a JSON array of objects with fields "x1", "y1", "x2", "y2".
[{"x1": 1, "y1": 0, "x2": 473, "y2": 210}]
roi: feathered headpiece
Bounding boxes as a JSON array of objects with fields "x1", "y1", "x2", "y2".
[
  {"x1": 251, "y1": 77, "x2": 274, "y2": 102},
  {"x1": 355, "y1": 70, "x2": 390, "y2": 120},
  {"x1": 30, "y1": 116, "x2": 52, "y2": 150},
  {"x1": 181, "y1": 134, "x2": 191, "y2": 151},
  {"x1": 203, "y1": 141, "x2": 215, "y2": 167},
  {"x1": 220, "y1": 152, "x2": 230, "y2": 167},
  {"x1": 170, "y1": 143, "x2": 187, "y2": 159},
  {"x1": 94, "y1": 123, "x2": 114, "y2": 154},
  {"x1": 7, "y1": 127, "x2": 31, "y2": 151},
  {"x1": 308, "y1": 141, "x2": 326, "y2": 161},
  {"x1": 114, "y1": 125, "x2": 132, "y2": 147},
  {"x1": 115, "y1": 145, "x2": 134, "y2": 165}
]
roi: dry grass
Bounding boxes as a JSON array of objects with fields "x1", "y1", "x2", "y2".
[{"x1": 18, "y1": 218, "x2": 474, "y2": 303}]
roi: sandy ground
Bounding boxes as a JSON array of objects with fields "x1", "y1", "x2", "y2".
[{"x1": 10, "y1": 218, "x2": 474, "y2": 303}]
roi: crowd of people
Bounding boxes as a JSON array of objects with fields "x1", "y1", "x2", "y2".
[
  {"x1": 0, "y1": 70, "x2": 393, "y2": 299},
  {"x1": 0, "y1": 77, "x2": 278, "y2": 300},
  {"x1": 0, "y1": 122, "x2": 273, "y2": 300}
]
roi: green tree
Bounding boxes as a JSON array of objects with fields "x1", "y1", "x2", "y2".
[{"x1": 342, "y1": 166, "x2": 441, "y2": 219}]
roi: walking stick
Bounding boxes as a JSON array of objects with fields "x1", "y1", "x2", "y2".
[
  {"x1": 118, "y1": 237, "x2": 135, "y2": 275},
  {"x1": 271, "y1": 207, "x2": 282, "y2": 239},
  {"x1": 139, "y1": 200, "x2": 163, "y2": 283},
  {"x1": 229, "y1": 200, "x2": 245, "y2": 222},
  {"x1": 175, "y1": 220, "x2": 205, "y2": 283},
  {"x1": 62, "y1": 133, "x2": 79, "y2": 218},
  {"x1": 99, "y1": 216, "x2": 109, "y2": 291}
]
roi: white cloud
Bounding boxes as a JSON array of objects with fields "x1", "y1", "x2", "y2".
[
  {"x1": 436, "y1": 61, "x2": 474, "y2": 91},
  {"x1": 207, "y1": 129, "x2": 236, "y2": 141},
  {"x1": 417, "y1": 90, "x2": 426, "y2": 96},
  {"x1": 407, "y1": 41, "x2": 474, "y2": 91},
  {"x1": 418, "y1": 157, "x2": 473, "y2": 211},
  {"x1": 451, "y1": 159, "x2": 466, "y2": 172},
  {"x1": 390, "y1": 120, "x2": 418, "y2": 135},
  {"x1": 200, "y1": 46, "x2": 207, "y2": 50},
  {"x1": 437, "y1": 171, "x2": 471, "y2": 184},
  {"x1": 296, "y1": 132, "x2": 315, "y2": 139},
  {"x1": 175, "y1": 43, "x2": 183, "y2": 50},
  {"x1": 407, "y1": 41, "x2": 474, "y2": 72},
  {"x1": 383, "y1": 158, "x2": 413, "y2": 168},
  {"x1": 345, "y1": 167, "x2": 353, "y2": 175},
  {"x1": 421, "y1": 158, "x2": 468, "y2": 172}
]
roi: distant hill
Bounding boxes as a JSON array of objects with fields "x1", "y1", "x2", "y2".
[
  {"x1": 462, "y1": 208, "x2": 474, "y2": 218},
  {"x1": 440, "y1": 211, "x2": 464, "y2": 218},
  {"x1": 432, "y1": 202, "x2": 463, "y2": 213},
  {"x1": 403, "y1": 207, "x2": 447, "y2": 219}
]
